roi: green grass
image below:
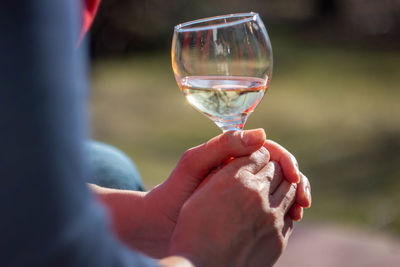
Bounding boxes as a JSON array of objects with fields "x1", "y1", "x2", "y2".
[{"x1": 90, "y1": 35, "x2": 400, "y2": 234}]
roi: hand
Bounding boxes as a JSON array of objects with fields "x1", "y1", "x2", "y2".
[
  {"x1": 93, "y1": 130, "x2": 268, "y2": 257},
  {"x1": 194, "y1": 139, "x2": 312, "y2": 220},
  {"x1": 169, "y1": 147, "x2": 298, "y2": 267},
  {"x1": 93, "y1": 129, "x2": 311, "y2": 259},
  {"x1": 142, "y1": 129, "x2": 267, "y2": 257}
]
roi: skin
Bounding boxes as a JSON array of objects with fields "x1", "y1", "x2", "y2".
[
  {"x1": 91, "y1": 129, "x2": 311, "y2": 265},
  {"x1": 169, "y1": 148, "x2": 298, "y2": 266}
]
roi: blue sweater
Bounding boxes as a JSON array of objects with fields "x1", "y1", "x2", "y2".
[{"x1": 0, "y1": 1, "x2": 156, "y2": 266}]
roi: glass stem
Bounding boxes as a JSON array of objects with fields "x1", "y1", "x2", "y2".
[{"x1": 214, "y1": 116, "x2": 247, "y2": 132}]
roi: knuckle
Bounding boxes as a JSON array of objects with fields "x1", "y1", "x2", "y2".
[
  {"x1": 219, "y1": 131, "x2": 234, "y2": 146},
  {"x1": 262, "y1": 146, "x2": 271, "y2": 162},
  {"x1": 235, "y1": 171, "x2": 264, "y2": 192},
  {"x1": 234, "y1": 169, "x2": 248, "y2": 181},
  {"x1": 284, "y1": 193, "x2": 292, "y2": 203},
  {"x1": 289, "y1": 183, "x2": 298, "y2": 195},
  {"x1": 262, "y1": 162, "x2": 276, "y2": 182},
  {"x1": 235, "y1": 166, "x2": 254, "y2": 180},
  {"x1": 262, "y1": 173, "x2": 274, "y2": 183},
  {"x1": 239, "y1": 177, "x2": 257, "y2": 192},
  {"x1": 250, "y1": 147, "x2": 269, "y2": 164},
  {"x1": 282, "y1": 197, "x2": 291, "y2": 211},
  {"x1": 181, "y1": 147, "x2": 194, "y2": 160},
  {"x1": 180, "y1": 147, "x2": 198, "y2": 165},
  {"x1": 282, "y1": 187, "x2": 296, "y2": 209}
]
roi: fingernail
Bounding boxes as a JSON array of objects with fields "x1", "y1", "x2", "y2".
[
  {"x1": 289, "y1": 154, "x2": 301, "y2": 183},
  {"x1": 304, "y1": 185, "x2": 311, "y2": 207},
  {"x1": 295, "y1": 168, "x2": 301, "y2": 183},
  {"x1": 296, "y1": 206, "x2": 304, "y2": 221},
  {"x1": 289, "y1": 154, "x2": 299, "y2": 168},
  {"x1": 241, "y1": 129, "x2": 266, "y2": 146}
]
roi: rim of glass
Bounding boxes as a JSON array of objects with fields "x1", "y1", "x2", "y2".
[{"x1": 174, "y1": 12, "x2": 259, "y2": 32}]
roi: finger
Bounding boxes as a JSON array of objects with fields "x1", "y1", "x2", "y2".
[
  {"x1": 289, "y1": 203, "x2": 303, "y2": 222},
  {"x1": 295, "y1": 173, "x2": 312, "y2": 208},
  {"x1": 195, "y1": 146, "x2": 269, "y2": 192},
  {"x1": 264, "y1": 140, "x2": 300, "y2": 183},
  {"x1": 170, "y1": 129, "x2": 266, "y2": 185},
  {"x1": 270, "y1": 180, "x2": 297, "y2": 214},
  {"x1": 255, "y1": 161, "x2": 283, "y2": 194},
  {"x1": 218, "y1": 146, "x2": 270, "y2": 177}
]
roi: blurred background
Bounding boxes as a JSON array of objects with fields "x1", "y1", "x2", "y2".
[{"x1": 88, "y1": 0, "x2": 400, "y2": 264}]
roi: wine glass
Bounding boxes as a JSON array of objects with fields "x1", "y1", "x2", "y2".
[{"x1": 172, "y1": 12, "x2": 273, "y2": 132}]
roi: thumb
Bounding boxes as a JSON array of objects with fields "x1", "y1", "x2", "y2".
[{"x1": 169, "y1": 129, "x2": 267, "y2": 186}]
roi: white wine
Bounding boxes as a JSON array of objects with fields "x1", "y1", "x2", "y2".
[{"x1": 179, "y1": 76, "x2": 268, "y2": 129}]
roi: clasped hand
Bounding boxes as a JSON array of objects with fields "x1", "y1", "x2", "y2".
[{"x1": 92, "y1": 129, "x2": 311, "y2": 266}]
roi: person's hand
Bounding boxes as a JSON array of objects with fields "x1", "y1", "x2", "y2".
[
  {"x1": 196, "y1": 138, "x2": 312, "y2": 221},
  {"x1": 93, "y1": 129, "x2": 311, "y2": 258},
  {"x1": 142, "y1": 129, "x2": 268, "y2": 257},
  {"x1": 169, "y1": 146, "x2": 298, "y2": 267},
  {"x1": 144, "y1": 129, "x2": 311, "y2": 258},
  {"x1": 93, "y1": 130, "x2": 268, "y2": 257}
]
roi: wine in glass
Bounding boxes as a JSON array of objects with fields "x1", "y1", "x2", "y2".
[{"x1": 172, "y1": 12, "x2": 272, "y2": 132}]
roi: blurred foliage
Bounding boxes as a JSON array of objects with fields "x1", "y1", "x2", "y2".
[{"x1": 89, "y1": 0, "x2": 400, "y2": 235}]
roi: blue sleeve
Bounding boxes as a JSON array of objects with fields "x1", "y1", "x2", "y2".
[{"x1": 0, "y1": 1, "x2": 157, "y2": 266}]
